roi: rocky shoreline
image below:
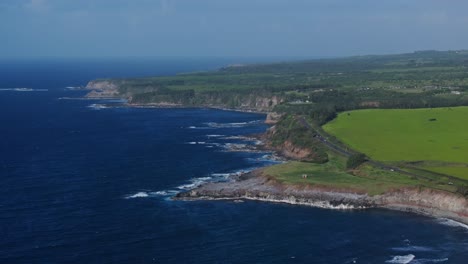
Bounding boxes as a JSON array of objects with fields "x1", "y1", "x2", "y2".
[
  {"x1": 175, "y1": 170, "x2": 468, "y2": 225},
  {"x1": 85, "y1": 79, "x2": 468, "y2": 225}
]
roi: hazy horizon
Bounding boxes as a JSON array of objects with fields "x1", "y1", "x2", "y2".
[{"x1": 2, "y1": 0, "x2": 468, "y2": 58}]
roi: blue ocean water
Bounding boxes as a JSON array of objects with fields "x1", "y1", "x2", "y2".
[{"x1": 0, "y1": 59, "x2": 467, "y2": 264}]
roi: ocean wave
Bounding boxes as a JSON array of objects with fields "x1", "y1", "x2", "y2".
[
  {"x1": 221, "y1": 135, "x2": 255, "y2": 140},
  {"x1": 176, "y1": 176, "x2": 213, "y2": 191},
  {"x1": 206, "y1": 134, "x2": 225, "y2": 138},
  {"x1": 0, "y1": 88, "x2": 48, "y2": 92},
  {"x1": 187, "y1": 126, "x2": 213, "y2": 129},
  {"x1": 185, "y1": 142, "x2": 221, "y2": 146},
  {"x1": 411, "y1": 258, "x2": 448, "y2": 264},
  {"x1": 129, "y1": 170, "x2": 250, "y2": 200},
  {"x1": 87, "y1": 104, "x2": 108, "y2": 110},
  {"x1": 392, "y1": 246, "x2": 434, "y2": 252},
  {"x1": 65, "y1": 86, "x2": 83, "y2": 90},
  {"x1": 385, "y1": 254, "x2": 415, "y2": 264},
  {"x1": 436, "y1": 218, "x2": 468, "y2": 230},
  {"x1": 204, "y1": 120, "x2": 263, "y2": 128},
  {"x1": 125, "y1": 192, "x2": 150, "y2": 199}
]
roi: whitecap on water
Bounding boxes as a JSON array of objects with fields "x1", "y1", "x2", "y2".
[
  {"x1": 87, "y1": 104, "x2": 108, "y2": 110},
  {"x1": 0, "y1": 88, "x2": 47, "y2": 92},
  {"x1": 436, "y1": 218, "x2": 468, "y2": 230},
  {"x1": 206, "y1": 134, "x2": 224, "y2": 138},
  {"x1": 392, "y1": 246, "x2": 434, "y2": 252},
  {"x1": 385, "y1": 254, "x2": 415, "y2": 264},
  {"x1": 410, "y1": 258, "x2": 449, "y2": 263},
  {"x1": 125, "y1": 192, "x2": 150, "y2": 199}
]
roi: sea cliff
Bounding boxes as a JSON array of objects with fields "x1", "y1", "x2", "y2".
[{"x1": 175, "y1": 170, "x2": 468, "y2": 225}]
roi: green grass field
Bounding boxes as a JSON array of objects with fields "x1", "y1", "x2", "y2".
[
  {"x1": 323, "y1": 107, "x2": 468, "y2": 163},
  {"x1": 425, "y1": 167, "x2": 468, "y2": 180},
  {"x1": 262, "y1": 154, "x2": 457, "y2": 195}
]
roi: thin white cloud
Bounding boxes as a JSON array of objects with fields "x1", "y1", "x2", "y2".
[
  {"x1": 160, "y1": 0, "x2": 173, "y2": 15},
  {"x1": 24, "y1": 0, "x2": 49, "y2": 12}
]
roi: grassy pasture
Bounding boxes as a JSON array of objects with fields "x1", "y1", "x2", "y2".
[
  {"x1": 262, "y1": 154, "x2": 456, "y2": 195},
  {"x1": 425, "y1": 167, "x2": 468, "y2": 180},
  {"x1": 323, "y1": 107, "x2": 468, "y2": 164}
]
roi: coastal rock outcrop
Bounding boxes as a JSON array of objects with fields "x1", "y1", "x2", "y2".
[
  {"x1": 85, "y1": 80, "x2": 120, "y2": 98},
  {"x1": 175, "y1": 170, "x2": 468, "y2": 224},
  {"x1": 265, "y1": 112, "x2": 282, "y2": 124}
]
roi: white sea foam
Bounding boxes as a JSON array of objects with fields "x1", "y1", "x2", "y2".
[
  {"x1": 125, "y1": 172, "x2": 240, "y2": 200},
  {"x1": 392, "y1": 246, "x2": 434, "y2": 252},
  {"x1": 0, "y1": 88, "x2": 47, "y2": 92},
  {"x1": 436, "y1": 218, "x2": 468, "y2": 230},
  {"x1": 240, "y1": 196, "x2": 365, "y2": 210},
  {"x1": 125, "y1": 192, "x2": 149, "y2": 199},
  {"x1": 153, "y1": 190, "x2": 179, "y2": 196},
  {"x1": 411, "y1": 258, "x2": 448, "y2": 264},
  {"x1": 187, "y1": 126, "x2": 213, "y2": 130},
  {"x1": 221, "y1": 135, "x2": 254, "y2": 140},
  {"x1": 205, "y1": 120, "x2": 262, "y2": 128},
  {"x1": 176, "y1": 177, "x2": 214, "y2": 190},
  {"x1": 87, "y1": 104, "x2": 108, "y2": 110},
  {"x1": 186, "y1": 141, "x2": 215, "y2": 145},
  {"x1": 206, "y1": 134, "x2": 224, "y2": 138},
  {"x1": 385, "y1": 254, "x2": 415, "y2": 264},
  {"x1": 211, "y1": 173, "x2": 232, "y2": 177}
]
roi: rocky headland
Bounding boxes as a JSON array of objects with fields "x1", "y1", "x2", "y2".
[
  {"x1": 175, "y1": 170, "x2": 468, "y2": 225},
  {"x1": 84, "y1": 79, "x2": 468, "y2": 226}
]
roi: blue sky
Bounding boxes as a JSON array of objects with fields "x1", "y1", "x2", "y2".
[{"x1": 1, "y1": 0, "x2": 468, "y2": 58}]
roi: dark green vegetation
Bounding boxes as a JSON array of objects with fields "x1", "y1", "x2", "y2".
[
  {"x1": 104, "y1": 50, "x2": 468, "y2": 115},
  {"x1": 346, "y1": 153, "x2": 367, "y2": 169},
  {"x1": 267, "y1": 116, "x2": 328, "y2": 163},
  {"x1": 97, "y1": 50, "x2": 468, "y2": 195}
]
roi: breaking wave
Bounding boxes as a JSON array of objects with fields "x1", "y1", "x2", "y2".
[
  {"x1": 411, "y1": 258, "x2": 448, "y2": 263},
  {"x1": 87, "y1": 104, "x2": 108, "y2": 110},
  {"x1": 125, "y1": 192, "x2": 149, "y2": 199},
  {"x1": 0, "y1": 88, "x2": 48, "y2": 92},
  {"x1": 436, "y1": 218, "x2": 468, "y2": 230},
  {"x1": 385, "y1": 254, "x2": 415, "y2": 264},
  {"x1": 204, "y1": 120, "x2": 263, "y2": 128},
  {"x1": 392, "y1": 246, "x2": 434, "y2": 252},
  {"x1": 124, "y1": 170, "x2": 250, "y2": 200}
]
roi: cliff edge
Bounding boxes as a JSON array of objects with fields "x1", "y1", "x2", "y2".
[{"x1": 175, "y1": 170, "x2": 468, "y2": 225}]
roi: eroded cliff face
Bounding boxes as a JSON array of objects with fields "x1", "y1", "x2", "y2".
[
  {"x1": 277, "y1": 140, "x2": 315, "y2": 161},
  {"x1": 175, "y1": 171, "x2": 468, "y2": 224},
  {"x1": 376, "y1": 188, "x2": 468, "y2": 223},
  {"x1": 85, "y1": 79, "x2": 286, "y2": 111},
  {"x1": 265, "y1": 112, "x2": 282, "y2": 124},
  {"x1": 262, "y1": 123, "x2": 328, "y2": 163}
]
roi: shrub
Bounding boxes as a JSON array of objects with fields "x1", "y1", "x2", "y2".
[{"x1": 346, "y1": 153, "x2": 367, "y2": 169}]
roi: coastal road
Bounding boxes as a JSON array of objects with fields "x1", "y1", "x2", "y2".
[{"x1": 297, "y1": 117, "x2": 438, "y2": 181}]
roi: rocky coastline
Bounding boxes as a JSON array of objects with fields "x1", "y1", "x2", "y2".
[
  {"x1": 175, "y1": 170, "x2": 468, "y2": 225},
  {"x1": 85, "y1": 79, "x2": 468, "y2": 225}
]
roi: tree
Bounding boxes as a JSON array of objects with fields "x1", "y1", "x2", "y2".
[{"x1": 346, "y1": 153, "x2": 367, "y2": 169}]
